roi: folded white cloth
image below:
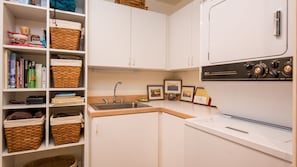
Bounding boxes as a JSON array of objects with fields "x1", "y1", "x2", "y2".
[
  {"x1": 51, "y1": 59, "x2": 82, "y2": 67},
  {"x1": 50, "y1": 113, "x2": 83, "y2": 126},
  {"x1": 4, "y1": 116, "x2": 45, "y2": 128},
  {"x1": 50, "y1": 19, "x2": 81, "y2": 30}
]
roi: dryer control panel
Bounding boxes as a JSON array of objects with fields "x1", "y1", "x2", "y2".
[{"x1": 202, "y1": 57, "x2": 293, "y2": 81}]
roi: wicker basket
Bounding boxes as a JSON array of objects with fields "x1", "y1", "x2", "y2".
[
  {"x1": 115, "y1": 0, "x2": 147, "y2": 9},
  {"x1": 51, "y1": 59, "x2": 82, "y2": 88},
  {"x1": 50, "y1": 27, "x2": 80, "y2": 50},
  {"x1": 50, "y1": 19, "x2": 81, "y2": 50},
  {"x1": 4, "y1": 116, "x2": 44, "y2": 153},
  {"x1": 50, "y1": 113, "x2": 83, "y2": 145},
  {"x1": 24, "y1": 155, "x2": 77, "y2": 167}
]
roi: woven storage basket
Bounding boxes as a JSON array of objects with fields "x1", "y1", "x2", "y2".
[
  {"x1": 51, "y1": 59, "x2": 82, "y2": 88},
  {"x1": 24, "y1": 155, "x2": 77, "y2": 167},
  {"x1": 4, "y1": 116, "x2": 44, "y2": 153},
  {"x1": 115, "y1": 0, "x2": 147, "y2": 9},
  {"x1": 50, "y1": 19, "x2": 81, "y2": 50},
  {"x1": 51, "y1": 112, "x2": 83, "y2": 145}
]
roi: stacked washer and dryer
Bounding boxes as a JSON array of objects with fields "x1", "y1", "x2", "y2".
[{"x1": 185, "y1": 0, "x2": 295, "y2": 166}]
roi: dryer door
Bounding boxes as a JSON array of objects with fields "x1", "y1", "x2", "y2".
[{"x1": 205, "y1": 0, "x2": 288, "y2": 64}]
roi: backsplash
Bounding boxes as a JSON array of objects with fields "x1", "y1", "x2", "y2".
[{"x1": 88, "y1": 68, "x2": 200, "y2": 96}]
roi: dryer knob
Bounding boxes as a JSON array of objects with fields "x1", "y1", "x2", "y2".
[{"x1": 283, "y1": 63, "x2": 292, "y2": 75}]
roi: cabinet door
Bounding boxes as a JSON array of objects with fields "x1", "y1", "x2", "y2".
[
  {"x1": 88, "y1": 0, "x2": 131, "y2": 67},
  {"x1": 131, "y1": 8, "x2": 166, "y2": 69},
  {"x1": 207, "y1": 0, "x2": 287, "y2": 64},
  {"x1": 185, "y1": 126, "x2": 291, "y2": 167},
  {"x1": 191, "y1": 0, "x2": 200, "y2": 68},
  {"x1": 91, "y1": 112, "x2": 158, "y2": 167},
  {"x1": 168, "y1": 2, "x2": 192, "y2": 70},
  {"x1": 160, "y1": 113, "x2": 185, "y2": 167}
]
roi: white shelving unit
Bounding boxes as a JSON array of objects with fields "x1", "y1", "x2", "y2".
[{"x1": 0, "y1": 0, "x2": 88, "y2": 166}]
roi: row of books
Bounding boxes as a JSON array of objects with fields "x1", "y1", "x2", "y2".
[
  {"x1": 52, "y1": 92, "x2": 85, "y2": 105},
  {"x1": 9, "y1": 52, "x2": 46, "y2": 89}
]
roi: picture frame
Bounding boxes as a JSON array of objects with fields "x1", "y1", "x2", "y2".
[
  {"x1": 193, "y1": 87, "x2": 211, "y2": 106},
  {"x1": 180, "y1": 86, "x2": 195, "y2": 102},
  {"x1": 147, "y1": 85, "x2": 164, "y2": 100},
  {"x1": 164, "y1": 79, "x2": 182, "y2": 94}
]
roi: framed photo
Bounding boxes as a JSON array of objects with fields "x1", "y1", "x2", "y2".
[
  {"x1": 180, "y1": 86, "x2": 195, "y2": 102},
  {"x1": 147, "y1": 85, "x2": 164, "y2": 100},
  {"x1": 164, "y1": 79, "x2": 182, "y2": 94},
  {"x1": 193, "y1": 87, "x2": 211, "y2": 106}
]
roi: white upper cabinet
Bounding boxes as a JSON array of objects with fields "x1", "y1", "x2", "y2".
[
  {"x1": 88, "y1": 0, "x2": 131, "y2": 67},
  {"x1": 131, "y1": 8, "x2": 167, "y2": 69},
  {"x1": 168, "y1": 0, "x2": 200, "y2": 70},
  {"x1": 200, "y1": 0, "x2": 288, "y2": 65},
  {"x1": 88, "y1": 1, "x2": 167, "y2": 69}
]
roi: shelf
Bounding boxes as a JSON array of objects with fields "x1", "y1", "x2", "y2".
[
  {"x1": 3, "y1": 104, "x2": 46, "y2": 110},
  {"x1": 4, "y1": 1, "x2": 46, "y2": 22},
  {"x1": 2, "y1": 141, "x2": 46, "y2": 157},
  {"x1": 49, "y1": 48, "x2": 85, "y2": 55},
  {"x1": 49, "y1": 8, "x2": 86, "y2": 23},
  {"x1": 3, "y1": 45, "x2": 47, "y2": 54},
  {"x1": 3, "y1": 88, "x2": 46, "y2": 92},
  {"x1": 49, "y1": 87, "x2": 86, "y2": 91},
  {"x1": 48, "y1": 135, "x2": 85, "y2": 150},
  {"x1": 2, "y1": 136, "x2": 84, "y2": 157}
]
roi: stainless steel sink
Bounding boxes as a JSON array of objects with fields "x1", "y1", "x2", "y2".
[{"x1": 90, "y1": 102, "x2": 151, "y2": 110}]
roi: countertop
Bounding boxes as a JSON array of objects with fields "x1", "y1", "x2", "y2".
[
  {"x1": 88, "y1": 100, "x2": 219, "y2": 118},
  {"x1": 186, "y1": 115, "x2": 292, "y2": 162},
  {"x1": 88, "y1": 100, "x2": 292, "y2": 163}
]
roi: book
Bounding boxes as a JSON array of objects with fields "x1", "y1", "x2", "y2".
[
  {"x1": 55, "y1": 92, "x2": 76, "y2": 97},
  {"x1": 19, "y1": 57, "x2": 24, "y2": 88},
  {"x1": 24, "y1": 60, "x2": 29, "y2": 88},
  {"x1": 41, "y1": 66, "x2": 46, "y2": 88},
  {"x1": 16, "y1": 60, "x2": 20, "y2": 88},
  {"x1": 35, "y1": 63, "x2": 42, "y2": 88},
  {"x1": 52, "y1": 96, "x2": 84, "y2": 104},
  {"x1": 9, "y1": 53, "x2": 16, "y2": 88}
]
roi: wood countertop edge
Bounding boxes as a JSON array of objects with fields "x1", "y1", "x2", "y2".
[{"x1": 88, "y1": 107, "x2": 194, "y2": 119}]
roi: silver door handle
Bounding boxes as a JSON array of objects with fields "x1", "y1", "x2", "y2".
[{"x1": 274, "y1": 10, "x2": 281, "y2": 37}]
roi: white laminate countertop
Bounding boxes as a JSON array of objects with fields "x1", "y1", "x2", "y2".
[
  {"x1": 142, "y1": 100, "x2": 219, "y2": 117},
  {"x1": 185, "y1": 114, "x2": 292, "y2": 162},
  {"x1": 88, "y1": 100, "x2": 292, "y2": 162}
]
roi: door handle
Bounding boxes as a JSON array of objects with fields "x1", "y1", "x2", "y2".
[{"x1": 274, "y1": 10, "x2": 281, "y2": 37}]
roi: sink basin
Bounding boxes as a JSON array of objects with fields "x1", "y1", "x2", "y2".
[{"x1": 90, "y1": 102, "x2": 151, "y2": 110}]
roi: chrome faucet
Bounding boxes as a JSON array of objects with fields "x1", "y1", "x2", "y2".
[{"x1": 113, "y1": 81, "x2": 122, "y2": 104}]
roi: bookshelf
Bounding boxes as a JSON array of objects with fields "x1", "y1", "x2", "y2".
[{"x1": 0, "y1": 0, "x2": 88, "y2": 166}]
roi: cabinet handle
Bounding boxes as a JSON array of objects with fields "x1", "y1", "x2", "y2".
[
  {"x1": 187, "y1": 57, "x2": 190, "y2": 66},
  {"x1": 95, "y1": 122, "x2": 99, "y2": 135},
  {"x1": 128, "y1": 58, "x2": 131, "y2": 66},
  {"x1": 274, "y1": 10, "x2": 281, "y2": 37},
  {"x1": 132, "y1": 58, "x2": 135, "y2": 66}
]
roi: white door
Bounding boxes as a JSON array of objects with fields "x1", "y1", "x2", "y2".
[
  {"x1": 168, "y1": 3, "x2": 192, "y2": 69},
  {"x1": 160, "y1": 113, "x2": 185, "y2": 167},
  {"x1": 91, "y1": 113, "x2": 159, "y2": 167},
  {"x1": 88, "y1": 1, "x2": 131, "y2": 67},
  {"x1": 131, "y1": 8, "x2": 166, "y2": 69},
  {"x1": 205, "y1": 0, "x2": 287, "y2": 64}
]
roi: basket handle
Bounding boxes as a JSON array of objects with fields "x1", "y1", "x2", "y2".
[{"x1": 53, "y1": 0, "x2": 57, "y2": 26}]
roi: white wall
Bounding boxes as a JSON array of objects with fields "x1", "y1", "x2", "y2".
[{"x1": 88, "y1": 68, "x2": 199, "y2": 96}]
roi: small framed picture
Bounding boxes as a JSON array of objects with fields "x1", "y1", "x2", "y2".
[
  {"x1": 147, "y1": 85, "x2": 164, "y2": 100},
  {"x1": 164, "y1": 79, "x2": 182, "y2": 94},
  {"x1": 180, "y1": 86, "x2": 195, "y2": 102},
  {"x1": 193, "y1": 87, "x2": 211, "y2": 106}
]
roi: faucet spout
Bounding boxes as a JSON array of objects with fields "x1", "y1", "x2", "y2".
[{"x1": 113, "y1": 81, "x2": 122, "y2": 104}]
